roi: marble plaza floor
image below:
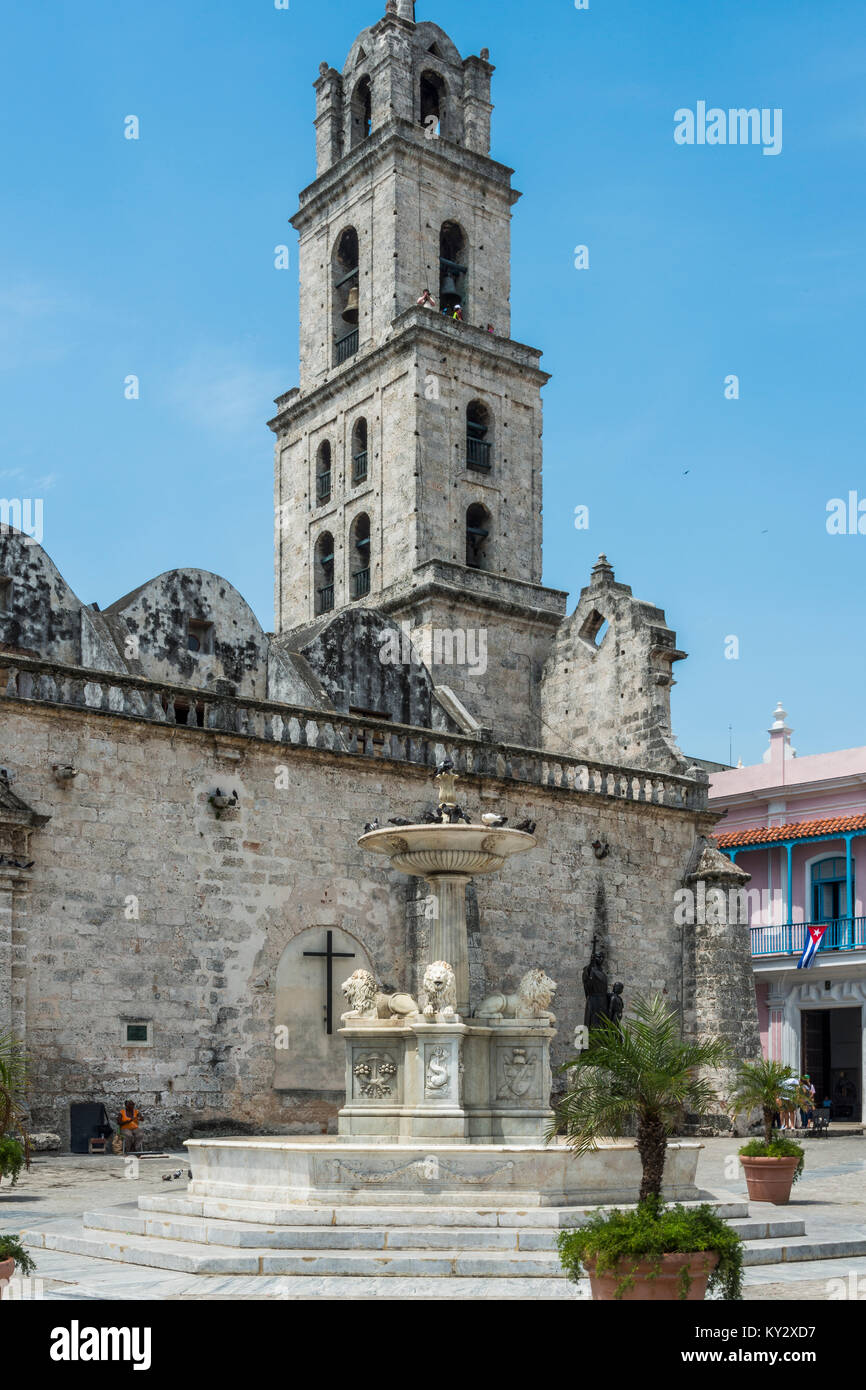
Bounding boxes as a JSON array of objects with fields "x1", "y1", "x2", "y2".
[{"x1": 3, "y1": 1135, "x2": 865, "y2": 1300}]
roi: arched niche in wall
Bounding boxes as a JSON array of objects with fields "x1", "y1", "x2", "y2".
[{"x1": 273, "y1": 927, "x2": 372, "y2": 1093}]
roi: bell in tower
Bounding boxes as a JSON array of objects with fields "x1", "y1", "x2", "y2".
[{"x1": 341, "y1": 285, "x2": 359, "y2": 326}]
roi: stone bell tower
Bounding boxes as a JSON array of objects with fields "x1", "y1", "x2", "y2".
[{"x1": 270, "y1": 1, "x2": 567, "y2": 746}]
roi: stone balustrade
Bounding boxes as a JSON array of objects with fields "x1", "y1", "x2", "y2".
[{"x1": 0, "y1": 652, "x2": 708, "y2": 811}]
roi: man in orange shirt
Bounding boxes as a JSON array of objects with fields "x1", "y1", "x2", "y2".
[{"x1": 117, "y1": 1098, "x2": 143, "y2": 1154}]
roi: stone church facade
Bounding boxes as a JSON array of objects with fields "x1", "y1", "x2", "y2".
[{"x1": 0, "y1": 1, "x2": 758, "y2": 1146}]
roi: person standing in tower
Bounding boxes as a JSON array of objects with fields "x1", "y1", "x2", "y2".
[{"x1": 416, "y1": 289, "x2": 436, "y2": 309}]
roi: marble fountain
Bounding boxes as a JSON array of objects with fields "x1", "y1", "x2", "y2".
[{"x1": 178, "y1": 765, "x2": 703, "y2": 1211}]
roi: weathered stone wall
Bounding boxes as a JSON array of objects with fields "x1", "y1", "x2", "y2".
[
  {"x1": 381, "y1": 576, "x2": 563, "y2": 748},
  {"x1": 541, "y1": 555, "x2": 691, "y2": 774},
  {"x1": 4, "y1": 697, "x2": 706, "y2": 1145},
  {"x1": 104, "y1": 570, "x2": 269, "y2": 699},
  {"x1": 683, "y1": 846, "x2": 762, "y2": 1118}
]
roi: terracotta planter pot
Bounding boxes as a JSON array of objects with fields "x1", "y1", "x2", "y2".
[
  {"x1": 584, "y1": 1250, "x2": 719, "y2": 1301},
  {"x1": 0, "y1": 1258, "x2": 15, "y2": 1298},
  {"x1": 739, "y1": 1155, "x2": 800, "y2": 1205}
]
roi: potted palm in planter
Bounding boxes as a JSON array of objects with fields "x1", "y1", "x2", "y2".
[
  {"x1": 550, "y1": 994, "x2": 743, "y2": 1301},
  {"x1": 0, "y1": 1032, "x2": 30, "y2": 1189},
  {"x1": 731, "y1": 1058, "x2": 805, "y2": 1204},
  {"x1": 0, "y1": 1234, "x2": 36, "y2": 1296}
]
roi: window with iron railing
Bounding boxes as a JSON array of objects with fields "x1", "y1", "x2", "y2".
[
  {"x1": 466, "y1": 437, "x2": 492, "y2": 471},
  {"x1": 317, "y1": 583, "x2": 335, "y2": 614},
  {"x1": 352, "y1": 451, "x2": 368, "y2": 484},
  {"x1": 316, "y1": 471, "x2": 332, "y2": 505},
  {"x1": 351, "y1": 568, "x2": 370, "y2": 600}
]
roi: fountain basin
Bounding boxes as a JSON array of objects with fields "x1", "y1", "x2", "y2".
[
  {"x1": 358, "y1": 823, "x2": 536, "y2": 877},
  {"x1": 182, "y1": 1136, "x2": 704, "y2": 1208}
]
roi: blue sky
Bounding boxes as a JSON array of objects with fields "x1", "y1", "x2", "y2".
[{"x1": 1, "y1": 0, "x2": 864, "y2": 765}]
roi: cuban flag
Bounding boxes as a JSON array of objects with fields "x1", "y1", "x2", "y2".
[{"x1": 797, "y1": 922, "x2": 829, "y2": 969}]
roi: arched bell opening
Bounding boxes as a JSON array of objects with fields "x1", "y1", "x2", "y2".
[
  {"x1": 420, "y1": 69, "x2": 447, "y2": 139},
  {"x1": 315, "y1": 531, "x2": 335, "y2": 614},
  {"x1": 439, "y1": 221, "x2": 467, "y2": 316},
  {"x1": 351, "y1": 75, "x2": 372, "y2": 148},
  {"x1": 351, "y1": 418, "x2": 369, "y2": 485},
  {"x1": 349, "y1": 512, "x2": 371, "y2": 600},
  {"x1": 466, "y1": 502, "x2": 491, "y2": 571},
  {"x1": 333, "y1": 227, "x2": 360, "y2": 364},
  {"x1": 315, "y1": 440, "x2": 333, "y2": 506},
  {"x1": 466, "y1": 401, "x2": 492, "y2": 473}
]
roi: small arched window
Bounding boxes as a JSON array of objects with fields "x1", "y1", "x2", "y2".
[
  {"x1": 420, "y1": 70, "x2": 446, "y2": 138},
  {"x1": 350, "y1": 512, "x2": 371, "y2": 600},
  {"x1": 351, "y1": 75, "x2": 372, "y2": 147},
  {"x1": 466, "y1": 503, "x2": 491, "y2": 570},
  {"x1": 315, "y1": 441, "x2": 332, "y2": 506},
  {"x1": 440, "y1": 221, "x2": 467, "y2": 316},
  {"x1": 334, "y1": 228, "x2": 360, "y2": 364},
  {"x1": 315, "y1": 531, "x2": 335, "y2": 614},
  {"x1": 351, "y1": 418, "x2": 368, "y2": 485},
  {"x1": 466, "y1": 401, "x2": 492, "y2": 472}
]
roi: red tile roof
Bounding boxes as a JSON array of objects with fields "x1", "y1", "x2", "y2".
[{"x1": 716, "y1": 812, "x2": 866, "y2": 849}]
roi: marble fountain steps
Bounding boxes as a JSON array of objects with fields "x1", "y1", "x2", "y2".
[{"x1": 23, "y1": 1193, "x2": 863, "y2": 1286}]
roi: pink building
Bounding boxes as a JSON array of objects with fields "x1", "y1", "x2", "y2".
[{"x1": 709, "y1": 704, "x2": 866, "y2": 1122}]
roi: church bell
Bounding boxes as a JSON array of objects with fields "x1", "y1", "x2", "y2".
[
  {"x1": 440, "y1": 271, "x2": 459, "y2": 301},
  {"x1": 341, "y1": 286, "x2": 359, "y2": 325}
]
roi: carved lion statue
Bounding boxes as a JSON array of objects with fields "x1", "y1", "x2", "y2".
[
  {"x1": 340, "y1": 969, "x2": 418, "y2": 1021},
  {"x1": 475, "y1": 968, "x2": 557, "y2": 1022},
  {"x1": 422, "y1": 960, "x2": 457, "y2": 1020}
]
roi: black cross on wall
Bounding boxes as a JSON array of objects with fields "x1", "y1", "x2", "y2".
[{"x1": 303, "y1": 930, "x2": 356, "y2": 1034}]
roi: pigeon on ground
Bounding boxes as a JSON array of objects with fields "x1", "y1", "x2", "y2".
[
  {"x1": 481, "y1": 813, "x2": 508, "y2": 828},
  {"x1": 363, "y1": 818, "x2": 380, "y2": 834},
  {"x1": 447, "y1": 805, "x2": 472, "y2": 825},
  {"x1": 515, "y1": 818, "x2": 536, "y2": 835},
  {"x1": 388, "y1": 816, "x2": 414, "y2": 827},
  {"x1": 422, "y1": 807, "x2": 444, "y2": 824}
]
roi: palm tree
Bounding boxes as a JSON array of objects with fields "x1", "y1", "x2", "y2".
[
  {"x1": 549, "y1": 994, "x2": 731, "y2": 1203},
  {"x1": 730, "y1": 1057, "x2": 800, "y2": 1146},
  {"x1": 0, "y1": 1032, "x2": 30, "y2": 1171}
]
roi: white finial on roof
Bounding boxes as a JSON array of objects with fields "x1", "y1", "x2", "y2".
[{"x1": 763, "y1": 701, "x2": 796, "y2": 764}]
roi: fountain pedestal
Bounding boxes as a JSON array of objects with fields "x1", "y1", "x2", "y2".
[
  {"x1": 426, "y1": 873, "x2": 472, "y2": 1015},
  {"x1": 337, "y1": 1014, "x2": 556, "y2": 1146}
]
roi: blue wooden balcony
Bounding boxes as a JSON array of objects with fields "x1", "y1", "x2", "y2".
[{"x1": 751, "y1": 916, "x2": 866, "y2": 958}]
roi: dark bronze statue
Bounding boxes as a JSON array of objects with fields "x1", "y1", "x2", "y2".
[
  {"x1": 606, "y1": 981, "x2": 624, "y2": 1029},
  {"x1": 582, "y1": 937, "x2": 609, "y2": 1030}
]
